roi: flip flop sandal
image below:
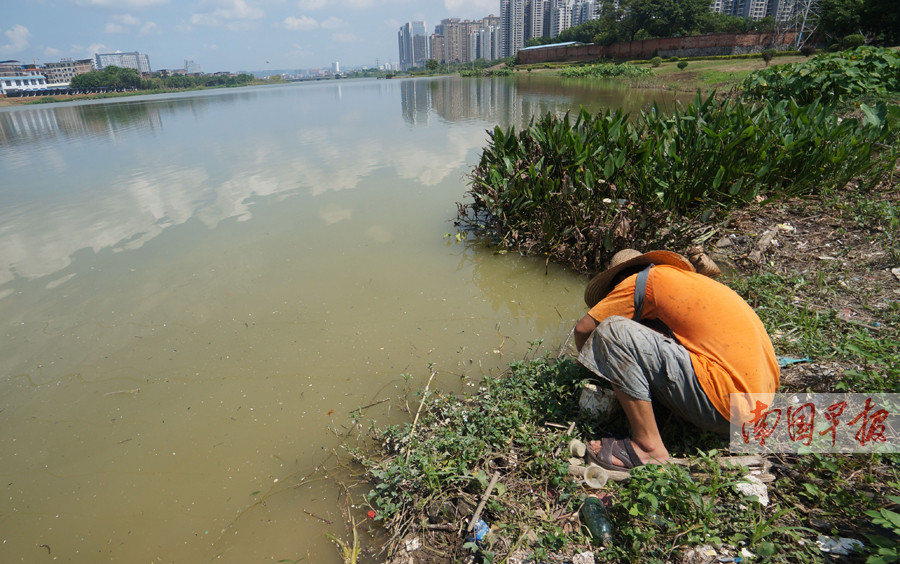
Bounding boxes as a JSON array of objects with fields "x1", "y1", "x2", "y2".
[{"x1": 585, "y1": 436, "x2": 644, "y2": 471}]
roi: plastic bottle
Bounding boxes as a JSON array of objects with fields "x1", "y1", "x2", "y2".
[{"x1": 579, "y1": 496, "x2": 614, "y2": 545}]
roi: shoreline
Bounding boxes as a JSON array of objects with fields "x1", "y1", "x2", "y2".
[{"x1": 0, "y1": 81, "x2": 276, "y2": 107}]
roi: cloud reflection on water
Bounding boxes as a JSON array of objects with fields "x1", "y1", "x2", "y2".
[{"x1": 0, "y1": 78, "x2": 684, "y2": 291}]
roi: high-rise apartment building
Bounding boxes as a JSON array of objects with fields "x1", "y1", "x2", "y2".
[
  {"x1": 572, "y1": 1, "x2": 597, "y2": 27},
  {"x1": 398, "y1": 21, "x2": 429, "y2": 70},
  {"x1": 95, "y1": 51, "x2": 151, "y2": 74},
  {"x1": 712, "y1": 0, "x2": 798, "y2": 21},
  {"x1": 501, "y1": 0, "x2": 527, "y2": 57},
  {"x1": 498, "y1": 0, "x2": 597, "y2": 56},
  {"x1": 184, "y1": 60, "x2": 203, "y2": 74}
]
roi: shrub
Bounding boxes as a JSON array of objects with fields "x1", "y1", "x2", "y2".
[
  {"x1": 843, "y1": 33, "x2": 866, "y2": 48},
  {"x1": 460, "y1": 95, "x2": 896, "y2": 272},
  {"x1": 800, "y1": 44, "x2": 817, "y2": 57},
  {"x1": 677, "y1": 60, "x2": 689, "y2": 70},
  {"x1": 558, "y1": 62, "x2": 653, "y2": 79},
  {"x1": 761, "y1": 49, "x2": 776, "y2": 66},
  {"x1": 741, "y1": 45, "x2": 900, "y2": 105},
  {"x1": 651, "y1": 56, "x2": 662, "y2": 67}
]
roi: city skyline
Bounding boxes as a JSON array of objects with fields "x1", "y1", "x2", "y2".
[{"x1": 1, "y1": 0, "x2": 498, "y2": 73}]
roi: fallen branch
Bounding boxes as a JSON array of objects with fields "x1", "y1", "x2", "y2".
[
  {"x1": 405, "y1": 367, "x2": 438, "y2": 463},
  {"x1": 468, "y1": 471, "x2": 501, "y2": 533}
]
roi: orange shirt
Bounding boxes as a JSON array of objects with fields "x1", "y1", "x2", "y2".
[{"x1": 587, "y1": 265, "x2": 779, "y2": 422}]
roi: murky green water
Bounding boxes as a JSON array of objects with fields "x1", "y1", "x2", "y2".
[{"x1": 0, "y1": 76, "x2": 689, "y2": 562}]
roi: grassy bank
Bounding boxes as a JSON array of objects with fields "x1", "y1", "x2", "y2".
[
  {"x1": 353, "y1": 179, "x2": 899, "y2": 564},
  {"x1": 351, "y1": 46, "x2": 900, "y2": 563}
]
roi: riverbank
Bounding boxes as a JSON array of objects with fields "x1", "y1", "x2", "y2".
[
  {"x1": 0, "y1": 80, "x2": 274, "y2": 107},
  {"x1": 353, "y1": 48, "x2": 900, "y2": 563},
  {"x1": 515, "y1": 51, "x2": 810, "y2": 93},
  {"x1": 355, "y1": 175, "x2": 899, "y2": 564}
]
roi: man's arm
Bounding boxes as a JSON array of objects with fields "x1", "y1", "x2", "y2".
[{"x1": 573, "y1": 314, "x2": 599, "y2": 351}]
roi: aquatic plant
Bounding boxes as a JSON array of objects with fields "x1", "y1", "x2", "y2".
[
  {"x1": 459, "y1": 93, "x2": 896, "y2": 274},
  {"x1": 559, "y1": 62, "x2": 653, "y2": 79},
  {"x1": 741, "y1": 46, "x2": 900, "y2": 105}
]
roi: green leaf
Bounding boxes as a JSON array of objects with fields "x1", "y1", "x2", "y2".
[{"x1": 712, "y1": 165, "x2": 725, "y2": 190}]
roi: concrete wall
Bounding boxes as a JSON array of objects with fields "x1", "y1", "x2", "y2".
[{"x1": 518, "y1": 32, "x2": 799, "y2": 65}]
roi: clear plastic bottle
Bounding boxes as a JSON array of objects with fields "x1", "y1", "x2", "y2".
[{"x1": 579, "y1": 496, "x2": 614, "y2": 545}]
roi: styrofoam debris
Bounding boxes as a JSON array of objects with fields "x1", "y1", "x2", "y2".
[
  {"x1": 816, "y1": 535, "x2": 864, "y2": 555},
  {"x1": 404, "y1": 536, "x2": 421, "y2": 552},
  {"x1": 573, "y1": 551, "x2": 596, "y2": 564},
  {"x1": 734, "y1": 475, "x2": 769, "y2": 507},
  {"x1": 579, "y1": 383, "x2": 619, "y2": 421}
]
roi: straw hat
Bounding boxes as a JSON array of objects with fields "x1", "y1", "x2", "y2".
[{"x1": 584, "y1": 249, "x2": 694, "y2": 307}]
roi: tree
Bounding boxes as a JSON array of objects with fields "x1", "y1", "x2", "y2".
[
  {"x1": 425, "y1": 59, "x2": 439, "y2": 72},
  {"x1": 557, "y1": 19, "x2": 607, "y2": 43},
  {"x1": 595, "y1": 0, "x2": 710, "y2": 43},
  {"x1": 818, "y1": 0, "x2": 865, "y2": 42},
  {"x1": 69, "y1": 66, "x2": 140, "y2": 89}
]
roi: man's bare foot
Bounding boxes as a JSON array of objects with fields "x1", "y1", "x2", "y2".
[{"x1": 588, "y1": 438, "x2": 669, "y2": 468}]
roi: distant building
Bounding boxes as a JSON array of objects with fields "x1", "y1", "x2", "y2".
[
  {"x1": 184, "y1": 59, "x2": 203, "y2": 74},
  {"x1": 331, "y1": 61, "x2": 340, "y2": 74},
  {"x1": 712, "y1": 0, "x2": 799, "y2": 21},
  {"x1": 398, "y1": 21, "x2": 429, "y2": 70},
  {"x1": 95, "y1": 51, "x2": 152, "y2": 74},
  {"x1": 0, "y1": 60, "x2": 49, "y2": 95},
  {"x1": 42, "y1": 59, "x2": 94, "y2": 85}
]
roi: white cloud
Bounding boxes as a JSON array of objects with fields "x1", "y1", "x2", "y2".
[
  {"x1": 116, "y1": 14, "x2": 141, "y2": 26},
  {"x1": 76, "y1": 0, "x2": 170, "y2": 7},
  {"x1": 320, "y1": 17, "x2": 344, "y2": 30},
  {"x1": 443, "y1": 0, "x2": 497, "y2": 16},
  {"x1": 190, "y1": 0, "x2": 265, "y2": 30},
  {"x1": 1, "y1": 24, "x2": 31, "y2": 54},
  {"x1": 44, "y1": 47, "x2": 62, "y2": 57},
  {"x1": 283, "y1": 16, "x2": 318, "y2": 31},
  {"x1": 105, "y1": 14, "x2": 146, "y2": 34},
  {"x1": 296, "y1": 0, "x2": 328, "y2": 9},
  {"x1": 87, "y1": 42, "x2": 110, "y2": 57},
  {"x1": 140, "y1": 22, "x2": 160, "y2": 35},
  {"x1": 332, "y1": 32, "x2": 356, "y2": 43}
]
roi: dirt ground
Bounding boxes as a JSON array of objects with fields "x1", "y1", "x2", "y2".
[{"x1": 711, "y1": 179, "x2": 899, "y2": 392}]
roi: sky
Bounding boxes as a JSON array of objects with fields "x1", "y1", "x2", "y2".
[{"x1": 2, "y1": 0, "x2": 499, "y2": 73}]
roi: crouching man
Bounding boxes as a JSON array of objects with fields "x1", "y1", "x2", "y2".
[{"x1": 573, "y1": 249, "x2": 779, "y2": 470}]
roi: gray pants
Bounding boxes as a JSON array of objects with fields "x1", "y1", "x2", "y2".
[{"x1": 578, "y1": 316, "x2": 729, "y2": 434}]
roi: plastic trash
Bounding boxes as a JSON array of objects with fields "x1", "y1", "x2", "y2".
[
  {"x1": 579, "y1": 496, "x2": 614, "y2": 545},
  {"x1": 817, "y1": 535, "x2": 863, "y2": 555},
  {"x1": 584, "y1": 464, "x2": 608, "y2": 489},
  {"x1": 466, "y1": 519, "x2": 489, "y2": 547},
  {"x1": 569, "y1": 438, "x2": 587, "y2": 458},
  {"x1": 578, "y1": 383, "x2": 619, "y2": 422}
]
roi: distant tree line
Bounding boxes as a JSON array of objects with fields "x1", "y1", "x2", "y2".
[
  {"x1": 525, "y1": 0, "x2": 897, "y2": 49},
  {"x1": 69, "y1": 66, "x2": 255, "y2": 90}
]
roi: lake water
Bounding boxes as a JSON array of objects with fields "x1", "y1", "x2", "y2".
[{"x1": 0, "y1": 76, "x2": 689, "y2": 563}]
